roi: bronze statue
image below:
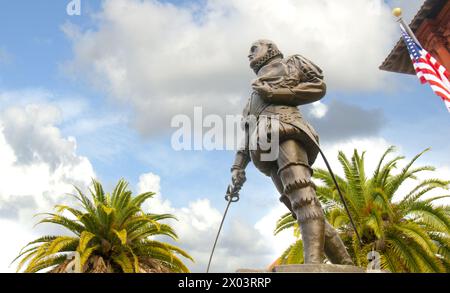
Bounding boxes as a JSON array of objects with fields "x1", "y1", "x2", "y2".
[{"x1": 230, "y1": 40, "x2": 353, "y2": 265}]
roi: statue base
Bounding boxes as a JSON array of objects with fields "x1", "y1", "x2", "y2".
[{"x1": 237, "y1": 264, "x2": 377, "y2": 273}]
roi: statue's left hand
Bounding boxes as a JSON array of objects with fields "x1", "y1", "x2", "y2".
[{"x1": 252, "y1": 83, "x2": 273, "y2": 98}]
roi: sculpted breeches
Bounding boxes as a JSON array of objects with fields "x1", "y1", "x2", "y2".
[{"x1": 269, "y1": 140, "x2": 324, "y2": 263}]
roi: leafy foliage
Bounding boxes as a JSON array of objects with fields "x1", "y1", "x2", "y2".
[
  {"x1": 14, "y1": 179, "x2": 193, "y2": 273},
  {"x1": 274, "y1": 147, "x2": 450, "y2": 272}
]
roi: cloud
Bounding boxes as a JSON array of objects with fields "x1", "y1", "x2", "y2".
[
  {"x1": 306, "y1": 100, "x2": 386, "y2": 143},
  {"x1": 0, "y1": 95, "x2": 97, "y2": 272},
  {"x1": 254, "y1": 204, "x2": 297, "y2": 264},
  {"x1": 0, "y1": 219, "x2": 39, "y2": 272},
  {"x1": 316, "y1": 137, "x2": 395, "y2": 178},
  {"x1": 0, "y1": 95, "x2": 95, "y2": 228},
  {"x1": 0, "y1": 88, "x2": 133, "y2": 165},
  {"x1": 137, "y1": 172, "x2": 275, "y2": 272},
  {"x1": 0, "y1": 104, "x2": 80, "y2": 168},
  {"x1": 316, "y1": 137, "x2": 450, "y2": 204},
  {"x1": 64, "y1": 0, "x2": 398, "y2": 137}
]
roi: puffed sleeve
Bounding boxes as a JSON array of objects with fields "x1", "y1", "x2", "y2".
[{"x1": 261, "y1": 55, "x2": 326, "y2": 106}]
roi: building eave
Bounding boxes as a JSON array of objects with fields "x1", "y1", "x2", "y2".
[{"x1": 379, "y1": 0, "x2": 447, "y2": 74}]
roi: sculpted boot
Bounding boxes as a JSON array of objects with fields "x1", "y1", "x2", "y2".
[
  {"x1": 324, "y1": 222, "x2": 354, "y2": 265},
  {"x1": 278, "y1": 140, "x2": 326, "y2": 264},
  {"x1": 299, "y1": 217, "x2": 325, "y2": 263}
]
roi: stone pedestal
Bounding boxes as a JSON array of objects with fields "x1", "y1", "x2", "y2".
[
  {"x1": 273, "y1": 264, "x2": 366, "y2": 273},
  {"x1": 237, "y1": 264, "x2": 379, "y2": 273}
]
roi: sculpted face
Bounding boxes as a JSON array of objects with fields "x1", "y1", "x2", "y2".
[
  {"x1": 248, "y1": 39, "x2": 283, "y2": 74},
  {"x1": 248, "y1": 40, "x2": 270, "y2": 69}
]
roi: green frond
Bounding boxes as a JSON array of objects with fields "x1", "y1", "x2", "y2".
[
  {"x1": 274, "y1": 146, "x2": 449, "y2": 273},
  {"x1": 15, "y1": 248, "x2": 41, "y2": 272},
  {"x1": 117, "y1": 191, "x2": 132, "y2": 210},
  {"x1": 90, "y1": 179, "x2": 106, "y2": 204},
  {"x1": 123, "y1": 215, "x2": 161, "y2": 234},
  {"x1": 385, "y1": 148, "x2": 430, "y2": 197},
  {"x1": 146, "y1": 213, "x2": 177, "y2": 221},
  {"x1": 17, "y1": 236, "x2": 57, "y2": 255},
  {"x1": 101, "y1": 205, "x2": 115, "y2": 215},
  {"x1": 139, "y1": 240, "x2": 194, "y2": 262},
  {"x1": 375, "y1": 190, "x2": 395, "y2": 219},
  {"x1": 278, "y1": 239, "x2": 303, "y2": 265},
  {"x1": 36, "y1": 214, "x2": 85, "y2": 235},
  {"x1": 80, "y1": 245, "x2": 100, "y2": 268},
  {"x1": 402, "y1": 179, "x2": 449, "y2": 202},
  {"x1": 380, "y1": 249, "x2": 400, "y2": 272},
  {"x1": 387, "y1": 235, "x2": 421, "y2": 272},
  {"x1": 407, "y1": 202, "x2": 450, "y2": 232},
  {"x1": 392, "y1": 223, "x2": 436, "y2": 254},
  {"x1": 366, "y1": 211, "x2": 384, "y2": 239},
  {"x1": 376, "y1": 155, "x2": 404, "y2": 188},
  {"x1": 131, "y1": 192, "x2": 156, "y2": 208},
  {"x1": 47, "y1": 237, "x2": 78, "y2": 255},
  {"x1": 314, "y1": 168, "x2": 342, "y2": 189},
  {"x1": 16, "y1": 178, "x2": 194, "y2": 273},
  {"x1": 113, "y1": 229, "x2": 128, "y2": 245},
  {"x1": 77, "y1": 231, "x2": 96, "y2": 253},
  {"x1": 423, "y1": 195, "x2": 450, "y2": 204},
  {"x1": 111, "y1": 179, "x2": 129, "y2": 208},
  {"x1": 73, "y1": 185, "x2": 96, "y2": 214},
  {"x1": 54, "y1": 205, "x2": 84, "y2": 220},
  {"x1": 140, "y1": 247, "x2": 190, "y2": 272},
  {"x1": 373, "y1": 146, "x2": 396, "y2": 184},
  {"x1": 274, "y1": 213, "x2": 296, "y2": 235},
  {"x1": 112, "y1": 251, "x2": 134, "y2": 273},
  {"x1": 25, "y1": 255, "x2": 68, "y2": 273},
  {"x1": 129, "y1": 223, "x2": 177, "y2": 241},
  {"x1": 430, "y1": 233, "x2": 450, "y2": 261},
  {"x1": 77, "y1": 213, "x2": 100, "y2": 234},
  {"x1": 126, "y1": 247, "x2": 140, "y2": 273},
  {"x1": 328, "y1": 209, "x2": 348, "y2": 228}
]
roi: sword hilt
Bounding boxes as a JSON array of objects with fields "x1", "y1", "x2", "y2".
[{"x1": 224, "y1": 184, "x2": 240, "y2": 202}]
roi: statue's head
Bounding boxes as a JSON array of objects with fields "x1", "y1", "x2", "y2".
[{"x1": 248, "y1": 39, "x2": 283, "y2": 74}]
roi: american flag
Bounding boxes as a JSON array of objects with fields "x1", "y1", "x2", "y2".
[{"x1": 400, "y1": 25, "x2": 450, "y2": 112}]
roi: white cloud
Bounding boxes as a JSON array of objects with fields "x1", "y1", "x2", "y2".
[
  {"x1": 0, "y1": 106, "x2": 95, "y2": 216},
  {"x1": 137, "y1": 172, "x2": 275, "y2": 272},
  {"x1": 317, "y1": 137, "x2": 395, "y2": 177},
  {"x1": 309, "y1": 101, "x2": 328, "y2": 119},
  {"x1": 316, "y1": 137, "x2": 449, "y2": 204},
  {"x1": 0, "y1": 219, "x2": 38, "y2": 272},
  {"x1": 254, "y1": 204, "x2": 297, "y2": 264},
  {"x1": 0, "y1": 98, "x2": 96, "y2": 272},
  {"x1": 64, "y1": 0, "x2": 398, "y2": 136}
]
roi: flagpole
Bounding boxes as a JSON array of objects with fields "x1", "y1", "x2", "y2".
[{"x1": 392, "y1": 7, "x2": 423, "y2": 47}]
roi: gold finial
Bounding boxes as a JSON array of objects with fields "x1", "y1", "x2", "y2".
[{"x1": 392, "y1": 7, "x2": 402, "y2": 18}]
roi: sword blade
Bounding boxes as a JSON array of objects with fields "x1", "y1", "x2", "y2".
[{"x1": 206, "y1": 196, "x2": 233, "y2": 273}]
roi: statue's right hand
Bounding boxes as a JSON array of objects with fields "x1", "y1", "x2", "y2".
[{"x1": 231, "y1": 168, "x2": 246, "y2": 191}]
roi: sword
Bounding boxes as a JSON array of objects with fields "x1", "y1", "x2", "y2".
[
  {"x1": 206, "y1": 184, "x2": 240, "y2": 273},
  {"x1": 316, "y1": 146, "x2": 363, "y2": 245}
]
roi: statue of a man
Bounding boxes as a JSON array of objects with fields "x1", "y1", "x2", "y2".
[{"x1": 230, "y1": 40, "x2": 353, "y2": 265}]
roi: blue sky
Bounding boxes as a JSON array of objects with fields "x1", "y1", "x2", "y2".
[{"x1": 0, "y1": 0, "x2": 448, "y2": 272}]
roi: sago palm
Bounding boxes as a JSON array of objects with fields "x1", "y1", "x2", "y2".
[
  {"x1": 13, "y1": 179, "x2": 194, "y2": 273},
  {"x1": 274, "y1": 147, "x2": 450, "y2": 272}
]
